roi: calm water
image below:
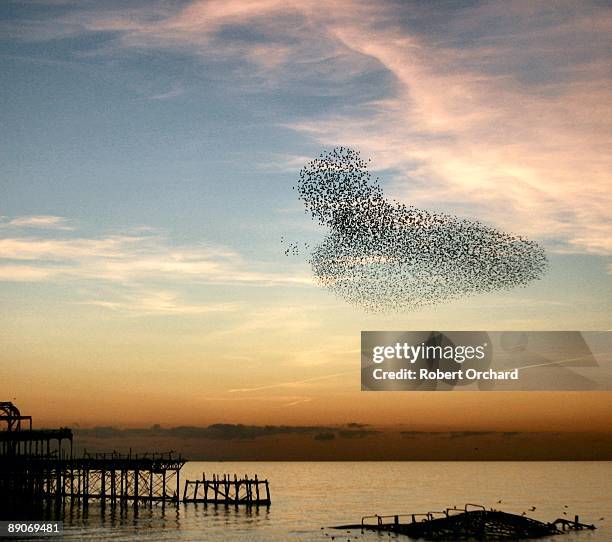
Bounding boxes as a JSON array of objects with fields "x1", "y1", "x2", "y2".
[{"x1": 52, "y1": 462, "x2": 610, "y2": 541}]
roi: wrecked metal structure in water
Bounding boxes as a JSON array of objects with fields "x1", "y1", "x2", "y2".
[
  {"x1": 0, "y1": 402, "x2": 184, "y2": 518},
  {"x1": 335, "y1": 503, "x2": 596, "y2": 540}
]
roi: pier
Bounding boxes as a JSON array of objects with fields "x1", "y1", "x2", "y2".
[
  {"x1": 1, "y1": 402, "x2": 272, "y2": 519},
  {"x1": 183, "y1": 473, "x2": 271, "y2": 506},
  {"x1": 0, "y1": 402, "x2": 185, "y2": 518},
  {"x1": 60, "y1": 451, "x2": 185, "y2": 506}
]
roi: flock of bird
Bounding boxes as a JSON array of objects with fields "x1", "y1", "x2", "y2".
[
  {"x1": 289, "y1": 147, "x2": 548, "y2": 312},
  {"x1": 281, "y1": 237, "x2": 310, "y2": 256}
]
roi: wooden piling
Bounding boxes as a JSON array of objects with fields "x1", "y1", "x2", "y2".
[{"x1": 183, "y1": 473, "x2": 271, "y2": 506}]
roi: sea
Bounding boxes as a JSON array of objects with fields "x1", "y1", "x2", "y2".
[{"x1": 46, "y1": 462, "x2": 612, "y2": 540}]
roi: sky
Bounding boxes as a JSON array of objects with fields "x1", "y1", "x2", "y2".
[{"x1": 1, "y1": 0, "x2": 611, "y2": 447}]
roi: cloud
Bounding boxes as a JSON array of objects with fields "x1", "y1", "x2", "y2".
[
  {"x1": 58, "y1": 0, "x2": 610, "y2": 255},
  {"x1": 0, "y1": 265, "x2": 56, "y2": 281},
  {"x1": 74, "y1": 423, "x2": 381, "y2": 441},
  {"x1": 5, "y1": 1, "x2": 611, "y2": 256},
  {"x1": 0, "y1": 225, "x2": 310, "y2": 286},
  {"x1": 338, "y1": 429, "x2": 379, "y2": 439},
  {"x1": 284, "y1": 398, "x2": 312, "y2": 407},
  {"x1": 228, "y1": 372, "x2": 351, "y2": 392},
  {"x1": 76, "y1": 423, "x2": 337, "y2": 440},
  {"x1": 2, "y1": 215, "x2": 74, "y2": 230},
  {"x1": 82, "y1": 290, "x2": 236, "y2": 316},
  {"x1": 148, "y1": 84, "x2": 185, "y2": 101},
  {"x1": 0, "y1": 218, "x2": 311, "y2": 314},
  {"x1": 284, "y1": 2, "x2": 612, "y2": 255}
]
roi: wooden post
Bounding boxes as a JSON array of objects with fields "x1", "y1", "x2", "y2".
[
  {"x1": 56, "y1": 463, "x2": 62, "y2": 501},
  {"x1": 83, "y1": 469, "x2": 89, "y2": 508},
  {"x1": 101, "y1": 468, "x2": 106, "y2": 507},
  {"x1": 77, "y1": 467, "x2": 81, "y2": 501},
  {"x1": 134, "y1": 468, "x2": 139, "y2": 507},
  {"x1": 149, "y1": 470, "x2": 153, "y2": 507},
  {"x1": 120, "y1": 469, "x2": 125, "y2": 507},
  {"x1": 69, "y1": 465, "x2": 74, "y2": 502},
  {"x1": 162, "y1": 470, "x2": 166, "y2": 508},
  {"x1": 182, "y1": 474, "x2": 268, "y2": 506},
  {"x1": 110, "y1": 470, "x2": 116, "y2": 507}
]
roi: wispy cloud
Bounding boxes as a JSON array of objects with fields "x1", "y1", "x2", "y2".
[
  {"x1": 28, "y1": 0, "x2": 608, "y2": 255},
  {"x1": 76, "y1": 422, "x2": 337, "y2": 440},
  {"x1": 4, "y1": 2, "x2": 610, "y2": 256},
  {"x1": 75, "y1": 422, "x2": 383, "y2": 440},
  {"x1": 286, "y1": 2, "x2": 612, "y2": 255},
  {"x1": 0, "y1": 264, "x2": 56, "y2": 281},
  {"x1": 0, "y1": 226, "x2": 310, "y2": 286},
  {"x1": 0, "y1": 217, "x2": 310, "y2": 313},
  {"x1": 81, "y1": 290, "x2": 237, "y2": 316},
  {"x1": 2, "y1": 215, "x2": 74, "y2": 230},
  {"x1": 148, "y1": 84, "x2": 185, "y2": 101},
  {"x1": 229, "y1": 371, "x2": 351, "y2": 393},
  {"x1": 284, "y1": 397, "x2": 312, "y2": 407}
]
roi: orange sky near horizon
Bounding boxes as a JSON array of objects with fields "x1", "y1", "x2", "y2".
[{"x1": 10, "y1": 386, "x2": 612, "y2": 434}]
